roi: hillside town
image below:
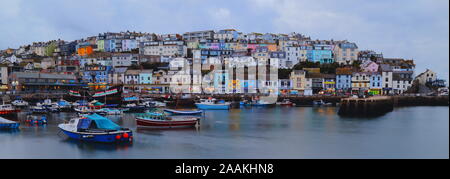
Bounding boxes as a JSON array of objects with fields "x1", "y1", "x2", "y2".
[{"x1": 0, "y1": 29, "x2": 447, "y2": 96}]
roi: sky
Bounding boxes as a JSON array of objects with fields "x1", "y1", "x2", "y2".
[{"x1": 0, "y1": 0, "x2": 448, "y2": 81}]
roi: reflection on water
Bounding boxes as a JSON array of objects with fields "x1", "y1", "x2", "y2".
[{"x1": 0, "y1": 106, "x2": 448, "y2": 159}]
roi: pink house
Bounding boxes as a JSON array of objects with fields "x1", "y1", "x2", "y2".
[{"x1": 361, "y1": 60, "x2": 379, "y2": 72}]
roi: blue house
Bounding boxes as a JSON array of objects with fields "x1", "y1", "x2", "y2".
[
  {"x1": 139, "y1": 70, "x2": 153, "y2": 85},
  {"x1": 307, "y1": 44, "x2": 334, "y2": 64},
  {"x1": 369, "y1": 73, "x2": 383, "y2": 95},
  {"x1": 335, "y1": 67, "x2": 353, "y2": 92},
  {"x1": 83, "y1": 65, "x2": 111, "y2": 83}
]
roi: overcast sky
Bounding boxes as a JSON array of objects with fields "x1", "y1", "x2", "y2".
[{"x1": 0, "y1": 0, "x2": 448, "y2": 81}]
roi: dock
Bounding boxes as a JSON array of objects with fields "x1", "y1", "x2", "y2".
[{"x1": 338, "y1": 96, "x2": 394, "y2": 117}]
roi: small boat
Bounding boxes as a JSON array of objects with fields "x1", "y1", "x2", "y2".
[
  {"x1": 153, "y1": 101, "x2": 167, "y2": 108},
  {"x1": 58, "y1": 113, "x2": 133, "y2": 143},
  {"x1": 96, "y1": 108, "x2": 122, "y2": 115},
  {"x1": 277, "y1": 99, "x2": 296, "y2": 106},
  {"x1": 0, "y1": 103, "x2": 21, "y2": 115},
  {"x1": 47, "y1": 104, "x2": 60, "y2": 113},
  {"x1": 72, "y1": 100, "x2": 88, "y2": 107},
  {"x1": 41, "y1": 99, "x2": 53, "y2": 108},
  {"x1": 30, "y1": 105, "x2": 49, "y2": 114},
  {"x1": 11, "y1": 100, "x2": 29, "y2": 107},
  {"x1": 0, "y1": 117, "x2": 20, "y2": 129},
  {"x1": 240, "y1": 100, "x2": 252, "y2": 107},
  {"x1": 26, "y1": 115, "x2": 48, "y2": 125},
  {"x1": 195, "y1": 99, "x2": 230, "y2": 110},
  {"x1": 136, "y1": 112, "x2": 200, "y2": 128},
  {"x1": 123, "y1": 103, "x2": 148, "y2": 113},
  {"x1": 313, "y1": 100, "x2": 333, "y2": 106},
  {"x1": 252, "y1": 100, "x2": 276, "y2": 107},
  {"x1": 74, "y1": 106, "x2": 96, "y2": 114},
  {"x1": 57, "y1": 99, "x2": 73, "y2": 112},
  {"x1": 163, "y1": 109, "x2": 203, "y2": 115}
]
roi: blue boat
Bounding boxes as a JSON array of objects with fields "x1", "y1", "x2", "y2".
[
  {"x1": 195, "y1": 99, "x2": 230, "y2": 110},
  {"x1": 58, "y1": 113, "x2": 133, "y2": 143},
  {"x1": 0, "y1": 117, "x2": 19, "y2": 129},
  {"x1": 163, "y1": 109, "x2": 203, "y2": 115}
]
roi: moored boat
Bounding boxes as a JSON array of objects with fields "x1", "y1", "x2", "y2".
[
  {"x1": 123, "y1": 103, "x2": 148, "y2": 113},
  {"x1": 136, "y1": 112, "x2": 200, "y2": 128},
  {"x1": 313, "y1": 100, "x2": 333, "y2": 106},
  {"x1": 195, "y1": 99, "x2": 230, "y2": 110},
  {"x1": 0, "y1": 103, "x2": 21, "y2": 115},
  {"x1": 30, "y1": 105, "x2": 49, "y2": 114},
  {"x1": 277, "y1": 99, "x2": 296, "y2": 106},
  {"x1": 163, "y1": 109, "x2": 203, "y2": 115},
  {"x1": 252, "y1": 100, "x2": 276, "y2": 107},
  {"x1": 58, "y1": 113, "x2": 133, "y2": 143},
  {"x1": 96, "y1": 108, "x2": 122, "y2": 115},
  {"x1": 57, "y1": 99, "x2": 73, "y2": 112},
  {"x1": 11, "y1": 100, "x2": 29, "y2": 107},
  {"x1": 0, "y1": 117, "x2": 20, "y2": 129}
]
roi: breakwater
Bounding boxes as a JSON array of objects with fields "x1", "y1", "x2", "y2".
[
  {"x1": 338, "y1": 96, "x2": 448, "y2": 117},
  {"x1": 338, "y1": 96, "x2": 394, "y2": 117}
]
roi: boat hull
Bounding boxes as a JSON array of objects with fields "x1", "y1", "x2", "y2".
[
  {"x1": 136, "y1": 117, "x2": 199, "y2": 128},
  {"x1": 163, "y1": 109, "x2": 203, "y2": 115},
  {"x1": 195, "y1": 104, "x2": 229, "y2": 110},
  {"x1": 0, "y1": 110, "x2": 21, "y2": 115},
  {"x1": 60, "y1": 128, "x2": 133, "y2": 143},
  {"x1": 0, "y1": 123, "x2": 20, "y2": 129}
]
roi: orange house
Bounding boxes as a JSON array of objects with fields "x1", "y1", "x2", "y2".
[{"x1": 77, "y1": 46, "x2": 93, "y2": 56}]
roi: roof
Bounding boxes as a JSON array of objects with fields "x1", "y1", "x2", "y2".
[
  {"x1": 380, "y1": 64, "x2": 393, "y2": 72},
  {"x1": 113, "y1": 67, "x2": 128, "y2": 73},
  {"x1": 125, "y1": 70, "x2": 140, "y2": 75},
  {"x1": 416, "y1": 69, "x2": 435, "y2": 78},
  {"x1": 336, "y1": 67, "x2": 354, "y2": 75}
]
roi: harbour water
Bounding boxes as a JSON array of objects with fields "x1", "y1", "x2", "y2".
[{"x1": 0, "y1": 106, "x2": 448, "y2": 159}]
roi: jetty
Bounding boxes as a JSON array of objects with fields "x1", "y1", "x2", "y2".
[{"x1": 338, "y1": 96, "x2": 394, "y2": 117}]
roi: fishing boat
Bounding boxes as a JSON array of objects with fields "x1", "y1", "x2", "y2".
[
  {"x1": 30, "y1": 105, "x2": 49, "y2": 114},
  {"x1": 252, "y1": 100, "x2": 276, "y2": 107},
  {"x1": 163, "y1": 109, "x2": 203, "y2": 115},
  {"x1": 123, "y1": 103, "x2": 148, "y2": 113},
  {"x1": 72, "y1": 100, "x2": 88, "y2": 107},
  {"x1": 153, "y1": 101, "x2": 167, "y2": 107},
  {"x1": 0, "y1": 117, "x2": 19, "y2": 129},
  {"x1": 313, "y1": 100, "x2": 333, "y2": 106},
  {"x1": 11, "y1": 100, "x2": 29, "y2": 107},
  {"x1": 25, "y1": 115, "x2": 48, "y2": 125},
  {"x1": 277, "y1": 99, "x2": 296, "y2": 106},
  {"x1": 96, "y1": 108, "x2": 122, "y2": 115},
  {"x1": 47, "y1": 104, "x2": 61, "y2": 113},
  {"x1": 57, "y1": 99, "x2": 73, "y2": 112},
  {"x1": 136, "y1": 112, "x2": 200, "y2": 128},
  {"x1": 239, "y1": 100, "x2": 252, "y2": 107},
  {"x1": 195, "y1": 99, "x2": 230, "y2": 110},
  {"x1": 0, "y1": 103, "x2": 21, "y2": 115},
  {"x1": 58, "y1": 113, "x2": 133, "y2": 143},
  {"x1": 74, "y1": 106, "x2": 96, "y2": 114}
]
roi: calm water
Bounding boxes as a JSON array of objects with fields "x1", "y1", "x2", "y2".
[{"x1": 0, "y1": 106, "x2": 448, "y2": 159}]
